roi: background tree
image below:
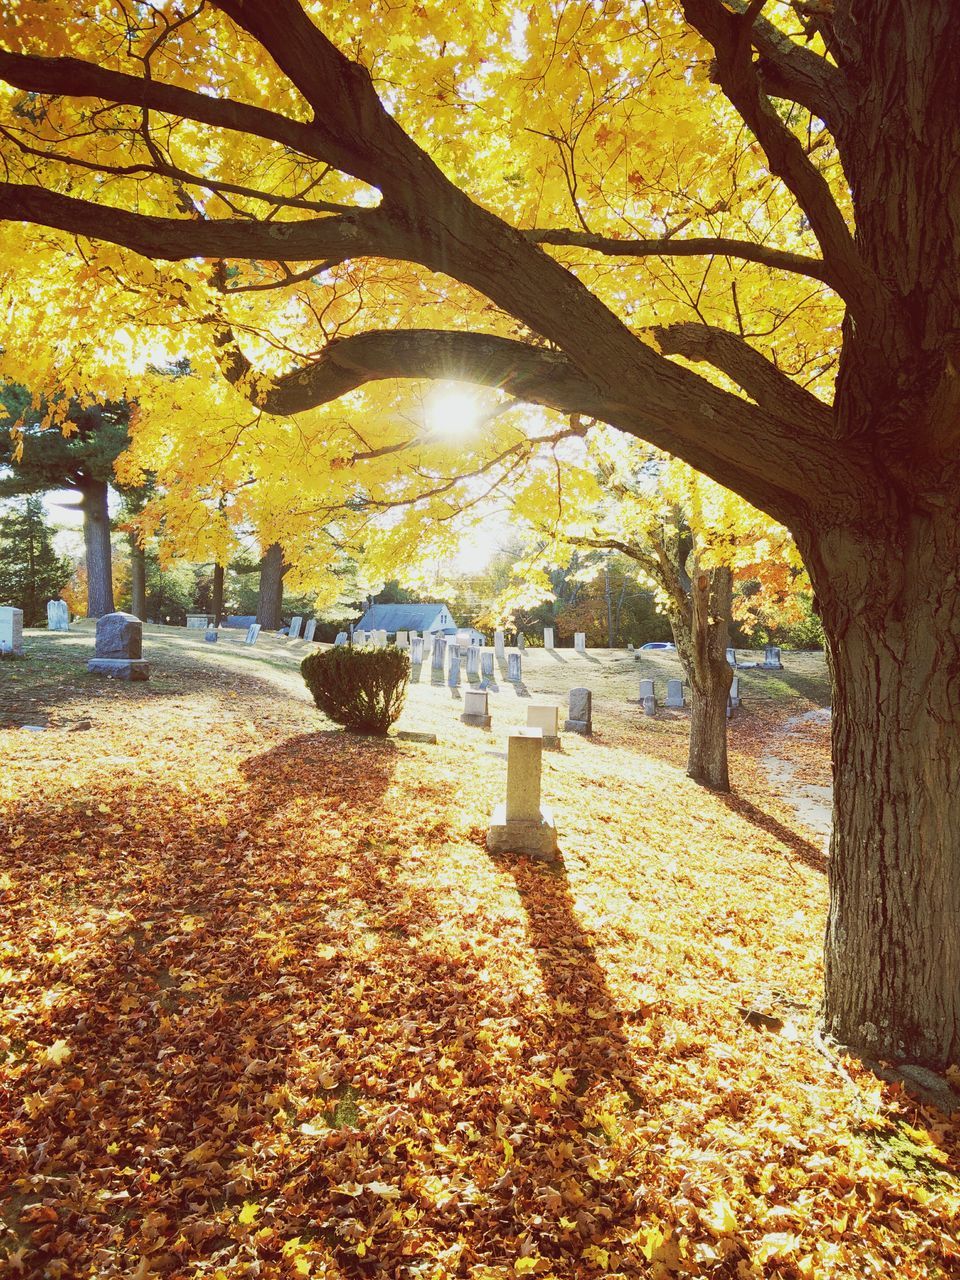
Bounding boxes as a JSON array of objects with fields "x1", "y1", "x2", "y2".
[
  {"x1": 0, "y1": 495, "x2": 71, "y2": 625},
  {"x1": 0, "y1": 391, "x2": 132, "y2": 616},
  {"x1": 1, "y1": 1, "x2": 958, "y2": 1064}
]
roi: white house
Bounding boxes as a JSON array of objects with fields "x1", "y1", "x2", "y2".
[{"x1": 355, "y1": 602, "x2": 458, "y2": 638}]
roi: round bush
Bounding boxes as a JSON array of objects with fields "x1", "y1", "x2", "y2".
[{"x1": 301, "y1": 645, "x2": 410, "y2": 736}]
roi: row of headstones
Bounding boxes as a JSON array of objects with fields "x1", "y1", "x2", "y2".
[
  {"x1": 638, "y1": 676, "x2": 740, "y2": 716},
  {"x1": 463, "y1": 686, "x2": 592, "y2": 737},
  {"x1": 728, "y1": 646, "x2": 782, "y2": 670}
]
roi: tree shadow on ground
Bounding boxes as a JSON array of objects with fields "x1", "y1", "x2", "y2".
[{"x1": 720, "y1": 791, "x2": 829, "y2": 874}]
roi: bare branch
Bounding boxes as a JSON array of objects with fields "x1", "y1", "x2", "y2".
[{"x1": 526, "y1": 227, "x2": 836, "y2": 291}]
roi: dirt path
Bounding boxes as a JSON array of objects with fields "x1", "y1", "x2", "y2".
[{"x1": 761, "y1": 707, "x2": 833, "y2": 852}]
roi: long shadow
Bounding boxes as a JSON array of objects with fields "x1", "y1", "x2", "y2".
[{"x1": 719, "y1": 790, "x2": 829, "y2": 874}]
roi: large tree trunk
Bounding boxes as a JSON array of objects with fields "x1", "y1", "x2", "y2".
[
  {"x1": 212, "y1": 562, "x2": 225, "y2": 626},
  {"x1": 128, "y1": 532, "x2": 146, "y2": 620},
  {"x1": 79, "y1": 478, "x2": 114, "y2": 618},
  {"x1": 256, "y1": 542, "x2": 285, "y2": 630},
  {"x1": 670, "y1": 561, "x2": 733, "y2": 792},
  {"x1": 802, "y1": 515, "x2": 960, "y2": 1068}
]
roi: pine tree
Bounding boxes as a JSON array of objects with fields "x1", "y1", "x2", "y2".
[{"x1": 0, "y1": 496, "x2": 72, "y2": 626}]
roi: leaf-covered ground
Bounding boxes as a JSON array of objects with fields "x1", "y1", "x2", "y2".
[{"x1": 2, "y1": 630, "x2": 958, "y2": 1279}]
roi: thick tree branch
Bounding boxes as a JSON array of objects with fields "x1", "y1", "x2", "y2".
[
  {"x1": 681, "y1": 0, "x2": 870, "y2": 315},
  {"x1": 650, "y1": 321, "x2": 833, "y2": 436},
  {"x1": 526, "y1": 228, "x2": 836, "y2": 291},
  {"x1": 724, "y1": 0, "x2": 849, "y2": 124},
  {"x1": 0, "y1": 182, "x2": 389, "y2": 262},
  {"x1": 0, "y1": 49, "x2": 350, "y2": 173},
  {"x1": 209, "y1": 324, "x2": 853, "y2": 520}
]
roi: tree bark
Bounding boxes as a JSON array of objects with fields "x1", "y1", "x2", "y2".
[
  {"x1": 257, "y1": 542, "x2": 285, "y2": 630},
  {"x1": 802, "y1": 513, "x2": 960, "y2": 1067},
  {"x1": 79, "y1": 478, "x2": 114, "y2": 618},
  {"x1": 669, "y1": 562, "x2": 733, "y2": 792},
  {"x1": 212, "y1": 562, "x2": 225, "y2": 626},
  {"x1": 128, "y1": 532, "x2": 146, "y2": 620}
]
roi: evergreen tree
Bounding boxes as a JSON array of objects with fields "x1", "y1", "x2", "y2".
[{"x1": 0, "y1": 496, "x2": 71, "y2": 626}]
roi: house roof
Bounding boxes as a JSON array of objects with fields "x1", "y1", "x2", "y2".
[{"x1": 355, "y1": 603, "x2": 454, "y2": 633}]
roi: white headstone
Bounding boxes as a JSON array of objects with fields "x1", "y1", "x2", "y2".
[
  {"x1": 726, "y1": 648, "x2": 737, "y2": 667},
  {"x1": 565, "y1": 687, "x2": 592, "y2": 734},
  {"x1": 664, "y1": 678, "x2": 685, "y2": 707},
  {"x1": 764, "y1": 645, "x2": 783, "y2": 669},
  {"x1": 543, "y1": 627, "x2": 554, "y2": 650},
  {"x1": 639, "y1": 678, "x2": 654, "y2": 700},
  {"x1": 486, "y1": 729, "x2": 558, "y2": 858},
  {"x1": 47, "y1": 599, "x2": 69, "y2": 631},
  {"x1": 432, "y1": 634, "x2": 446, "y2": 671},
  {"x1": 376, "y1": 628, "x2": 388, "y2": 648},
  {"x1": 411, "y1": 636, "x2": 424, "y2": 664},
  {"x1": 729, "y1": 675, "x2": 740, "y2": 707},
  {"x1": 288, "y1": 616, "x2": 303, "y2": 640},
  {"x1": 527, "y1": 703, "x2": 559, "y2": 745},
  {"x1": 395, "y1": 630, "x2": 409, "y2": 648},
  {"x1": 0, "y1": 606, "x2": 24, "y2": 655},
  {"x1": 334, "y1": 631, "x2": 348, "y2": 646},
  {"x1": 461, "y1": 688, "x2": 491, "y2": 727},
  {"x1": 447, "y1": 647, "x2": 460, "y2": 687},
  {"x1": 574, "y1": 632, "x2": 586, "y2": 653},
  {"x1": 481, "y1": 651, "x2": 495, "y2": 679},
  {"x1": 517, "y1": 632, "x2": 526, "y2": 651},
  {"x1": 642, "y1": 695, "x2": 656, "y2": 717},
  {"x1": 494, "y1": 629, "x2": 506, "y2": 659},
  {"x1": 466, "y1": 645, "x2": 480, "y2": 677},
  {"x1": 186, "y1": 614, "x2": 208, "y2": 629},
  {"x1": 507, "y1": 652, "x2": 521, "y2": 682},
  {"x1": 244, "y1": 623, "x2": 261, "y2": 645},
  {"x1": 303, "y1": 618, "x2": 317, "y2": 643}
]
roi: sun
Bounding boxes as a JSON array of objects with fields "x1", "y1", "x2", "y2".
[{"x1": 426, "y1": 384, "x2": 482, "y2": 437}]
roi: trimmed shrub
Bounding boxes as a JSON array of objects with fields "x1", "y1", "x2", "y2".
[{"x1": 301, "y1": 645, "x2": 410, "y2": 736}]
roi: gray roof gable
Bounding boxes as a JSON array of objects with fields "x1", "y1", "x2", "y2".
[{"x1": 356, "y1": 603, "x2": 455, "y2": 632}]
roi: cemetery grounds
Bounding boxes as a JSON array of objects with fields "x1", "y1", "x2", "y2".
[{"x1": 1, "y1": 626, "x2": 958, "y2": 1279}]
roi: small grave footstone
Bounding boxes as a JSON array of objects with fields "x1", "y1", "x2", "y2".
[
  {"x1": 544, "y1": 627, "x2": 554, "y2": 650},
  {"x1": 204, "y1": 626, "x2": 218, "y2": 644},
  {"x1": 642, "y1": 695, "x2": 656, "y2": 717},
  {"x1": 88, "y1": 611, "x2": 149, "y2": 680},
  {"x1": 486, "y1": 728, "x2": 558, "y2": 859},
  {"x1": 481, "y1": 651, "x2": 495, "y2": 679},
  {"x1": 574, "y1": 632, "x2": 586, "y2": 653},
  {"x1": 303, "y1": 619, "x2": 317, "y2": 643},
  {"x1": 461, "y1": 688, "x2": 491, "y2": 728},
  {"x1": 627, "y1": 642, "x2": 634, "y2": 652},
  {"x1": 334, "y1": 631, "x2": 348, "y2": 646},
  {"x1": 47, "y1": 599, "x2": 69, "y2": 631},
  {"x1": 466, "y1": 645, "x2": 480, "y2": 677},
  {"x1": 397, "y1": 730, "x2": 437, "y2": 744},
  {"x1": 410, "y1": 636, "x2": 424, "y2": 664},
  {"x1": 507, "y1": 652, "x2": 521, "y2": 682},
  {"x1": 664, "y1": 678, "x2": 685, "y2": 707},
  {"x1": 564, "y1": 687, "x2": 592, "y2": 734},
  {"x1": 288, "y1": 616, "x2": 303, "y2": 640},
  {"x1": 639, "y1": 678, "x2": 655, "y2": 700},
  {"x1": 0, "y1": 606, "x2": 24, "y2": 656},
  {"x1": 494, "y1": 629, "x2": 506, "y2": 660},
  {"x1": 526, "y1": 703, "x2": 560, "y2": 748}
]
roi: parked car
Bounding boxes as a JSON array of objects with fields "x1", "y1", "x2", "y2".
[{"x1": 638, "y1": 641, "x2": 676, "y2": 650}]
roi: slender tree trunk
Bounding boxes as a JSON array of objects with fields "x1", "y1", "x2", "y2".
[
  {"x1": 212, "y1": 562, "x2": 225, "y2": 626},
  {"x1": 801, "y1": 514, "x2": 960, "y2": 1067},
  {"x1": 604, "y1": 566, "x2": 614, "y2": 648},
  {"x1": 257, "y1": 542, "x2": 285, "y2": 630},
  {"x1": 128, "y1": 532, "x2": 146, "y2": 620},
  {"x1": 79, "y1": 478, "x2": 114, "y2": 617},
  {"x1": 669, "y1": 562, "x2": 733, "y2": 791}
]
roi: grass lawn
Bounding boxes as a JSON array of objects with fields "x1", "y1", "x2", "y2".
[{"x1": 1, "y1": 628, "x2": 957, "y2": 1279}]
